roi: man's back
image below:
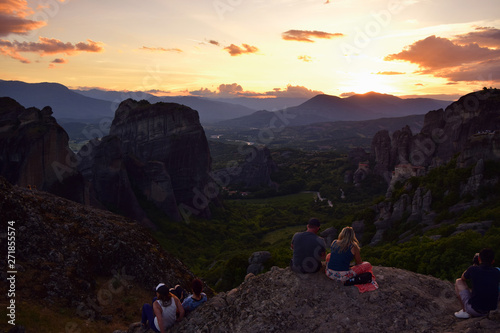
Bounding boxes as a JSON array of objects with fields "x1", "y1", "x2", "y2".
[
  {"x1": 465, "y1": 264, "x2": 500, "y2": 313},
  {"x1": 291, "y1": 231, "x2": 326, "y2": 273}
]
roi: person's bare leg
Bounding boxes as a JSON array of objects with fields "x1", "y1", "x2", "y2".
[{"x1": 455, "y1": 278, "x2": 468, "y2": 310}]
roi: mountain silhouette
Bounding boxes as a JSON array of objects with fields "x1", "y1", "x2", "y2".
[
  {"x1": 217, "y1": 92, "x2": 451, "y2": 127},
  {"x1": 73, "y1": 88, "x2": 257, "y2": 124},
  {"x1": 0, "y1": 80, "x2": 114, "y2": 120}
]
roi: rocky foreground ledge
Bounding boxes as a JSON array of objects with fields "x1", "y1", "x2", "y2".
[{"x1": 119, "y1": 265, "x2": 499, "y2": 333}]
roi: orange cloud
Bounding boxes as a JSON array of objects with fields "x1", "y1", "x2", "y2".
[
  {"x1": 375, "y1": 71, "x2": 405, "y2": 75},
  {"x1": 0, "y1": 37, "x2": 104, "y2": 63},
  {"x1": 140, "y1": 46, "x2": 182, "y2": 53},
  {"x1": 385, "y1": 35, "x2": 500, "y2": 70},
  {"x1": 298, "y1": 55, "x2": 312, "y2": 62},
  {"x1": 0, "y1": 0, "x2": 46, "y2": 36},
  {"x1": 384, "y1": 32, "x2": 500, "y2": 83},
  {"x1": 189, "y1": 83, "x2": 323, "y2": 99},
  {"x1": 282, "y1": 30, "x2": 343, "y2": 42},
  {"x1": 0, "y1": 0, "x2": 35, "y2": 17},
  {"x1": 224, "y1": 43, "x2": 259, "y2": 56}
]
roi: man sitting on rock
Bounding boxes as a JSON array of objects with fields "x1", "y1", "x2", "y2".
[
  {"x1": 455, "y1": 248, "x2": 500, "y2": 319},
  {"x1": 290, "y1": 218, "x2": 326, "y2": 273}
]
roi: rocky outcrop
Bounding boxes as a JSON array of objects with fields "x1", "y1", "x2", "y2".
[
  {"x1": 371, "y1": 130, "x2": 392, "y2": 183},
  {"x1": 157, "y1": 266, "x2": 498, "y2": 333},
  {"x1": 370, "y1": 89, "x2": 500, "y2": 183},
  {"x1": 77, "y1": 136, "x2": 154, "y2": 226},
  {"x1": 0, "y1": 176, "x2": 211, "y2": 330},
  {"x1": 79, "y1": 99, "x2": 218, "y2": 222},
  {"x1": 214, "y1": 146, "x2": 278, "y2": 190},
  {"x1": 247, "y1": 251, "x2": 272, "y2": 275},
  {"x1": 0, "y1": 97, "x2": 84, "y2": 202}
]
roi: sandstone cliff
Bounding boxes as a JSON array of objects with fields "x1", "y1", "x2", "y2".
[
  {"x1": 79, "y1": 99, "x2": 218, "y2": 222},
  {"x1": 0, "y1": 97, "x2": 84, "y2": 202}
]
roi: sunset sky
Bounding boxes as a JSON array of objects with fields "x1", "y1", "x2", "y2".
[{"x1": 1, "y1": 0, "x2": 500, "y2": 100}]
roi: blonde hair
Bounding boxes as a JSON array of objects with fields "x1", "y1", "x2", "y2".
[{"x1": 332, "y1": 226, "x2": 360, "y2": 253}]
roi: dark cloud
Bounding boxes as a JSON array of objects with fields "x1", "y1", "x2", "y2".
[
  {"x1": 49, "y1": 57, "x2": 67, "y2": 68},
  {"x1": 51, "y1": 58, "x2": 66, "y2": 63},
  {"x1": 432, "y1": 59, "x2": 500, "y2": 82},
  {"x1": 145, "y1": 89, "x2": 170, "y2": 94},
  {"x1": 189, "y1": 83, "x2": 323, "y2": 99},
  {"x1": 298, "y1": 55, "x2": 312, "y2": 62},
  {"x1": 209, "y1": 40, "x2": 220, "y2": 46},
  {"x1": 223, "y1": 43, "x2": 259, "y2": 56},
  {"x1": 453, "y1": 27, "x2": 500, "y2": 48},
  {"x1": 0, "y1": 37, "x2": 104, "y2": 63},
  {"x1": 281, "y1": 30, "x2": 343, "y2": 42},
  {"x1": 375, "y1": 71, "x2": 405, "y2": 75},
  {"x1": 140, "y1": 46, "x2": 183, "y2": 53}
]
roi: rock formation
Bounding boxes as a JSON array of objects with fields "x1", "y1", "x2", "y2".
[
  {"x1": 0, "y1": 97, "x2": 84, "y2": 202},
  {"x1": 247, "y1": 251, "x2": 272, "y2": 275},
  {"x1": 352, "y1": 89, "x2": 500, "y2": 245},
  {"x1": 0, "y1": 176, "x2": 212, "y2": 332},
  {"x1": 121, "y1": 266, "x2": 499, "y2": 333},
  {"x1": 370, "y1": 89, "x2": 500, "y2": 182},
  {"x1": 79, "y1": 99, "x2": 218, "y2": 222},
  {"x1": 213, "y1": 145, "x2": 278, "y2": 190}
]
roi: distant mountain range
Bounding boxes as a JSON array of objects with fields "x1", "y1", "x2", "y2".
[
  {"x1": 0, "y1": 80, "x2": 257, "y2": 123},
  {"x1": 0, "y1": 80, "x2": 452, "y2": 128},
  {"x1": 73, "y1": 88, "x2": 257, "y2": 123},
  {"x1": 216, "y1": 92, "x2": 452, "y2": 128},
  {"x1": 0, "y1": 80, "x2": 115, "y2": 120}
]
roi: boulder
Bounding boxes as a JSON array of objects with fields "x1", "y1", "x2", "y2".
[
  {"x1": 247, "y1": 251, "x2": 272, "y2": 275},
  {"x1": 169, "y1": 266, "x2": 485, "y2": 333}
]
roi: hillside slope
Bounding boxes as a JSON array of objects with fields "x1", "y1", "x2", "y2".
[{"x1": 0, "y1": 177, "x2": 210, "y2": 332}]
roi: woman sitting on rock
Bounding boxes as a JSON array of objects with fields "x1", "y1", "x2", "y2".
[
  {"x1": 182, "y1": 278, "x2": 208, "y2": 315},
  {"x1": 141, "y1": 284, "x2": 184, "y2": 333},
  {"x1": 325, "y1": 226, "x2": 377, "y2": 291}
]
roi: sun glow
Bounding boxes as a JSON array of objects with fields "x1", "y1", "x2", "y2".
[{"x1": 340, "y1": 73, "x2": 398, "y2": 95}]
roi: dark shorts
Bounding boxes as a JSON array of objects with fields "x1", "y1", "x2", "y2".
[{"x1": 459, "y1": 289, "x2": 489, "y2": 317}]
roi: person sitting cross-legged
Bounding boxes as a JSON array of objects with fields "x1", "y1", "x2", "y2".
[
  {"x1": 325, "y1": 226, "x2": 377, "y2": 293},
  {"x1": 455, "y1": 248, "x2": 500, "y2": 319}
]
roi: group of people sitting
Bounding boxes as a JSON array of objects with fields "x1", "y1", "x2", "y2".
[
  {"x1": 291, "y1": 218, "x2": 376, "y2": 288},
  {"x1": 140, "y1": 278, "x2": 207, "y2": 333},
  {"x1": 291, "y1": 218, "x2": 500, "y2": 318}
]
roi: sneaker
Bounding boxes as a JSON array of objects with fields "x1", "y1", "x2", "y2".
[{"x1": 454, "y1": 309, "x2": 470, "y2": 319}]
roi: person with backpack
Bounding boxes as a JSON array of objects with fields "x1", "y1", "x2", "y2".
[
  {"x1": 455, "y1": 248, "x2": 500, "y2": 319},
  {"x1": 325, "y1": 226, "x2": 377, "y2": 292}
]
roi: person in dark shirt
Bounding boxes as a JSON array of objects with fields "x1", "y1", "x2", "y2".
[
  {"x1": 290, "y1": 218, "x2": 326, "y2": 273},
  {"x1": 455, "y1": 248, "x2": 500, "y2": 319}
]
